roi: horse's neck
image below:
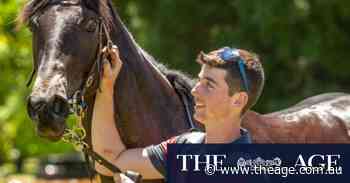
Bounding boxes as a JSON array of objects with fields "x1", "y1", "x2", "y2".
[
  {"x1": 103, "y1": 2, "x2": 175, "y2": 96},
  {"x1": 107, "y1": 15, "x2": 189, "y2": 146},
  {"x1": 109, "y1": 13, "x2": 176, "y2": 100}
]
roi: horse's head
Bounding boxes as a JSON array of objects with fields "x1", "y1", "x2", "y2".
[{"x1": 21, "y1": 0, "x2": 111, "y2": 141}]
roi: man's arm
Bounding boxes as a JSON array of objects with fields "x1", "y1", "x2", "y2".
[{"x1": 91, "y1": 46, "x2": 163, "y2": 179}]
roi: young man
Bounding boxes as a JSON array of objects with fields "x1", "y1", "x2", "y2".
[{"x1": 91, "y1": 46, "x2": 265, "y2": 181}]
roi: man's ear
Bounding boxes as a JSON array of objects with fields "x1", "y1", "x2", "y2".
[{"x1": 232, "y1": 92, "x2": 249, "y2": 107}]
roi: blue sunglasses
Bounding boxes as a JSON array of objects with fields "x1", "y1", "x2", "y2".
[{"x1": 218, "y1": 47, "x2": 250, "y2": 92}]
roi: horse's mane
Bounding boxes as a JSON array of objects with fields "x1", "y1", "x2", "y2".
[
  {"x1": 146, "y1": 51, "x2": 196, "y2": 91},
  {"x1": 139, "y1": 49, "x2": 196, "y2": 106}
]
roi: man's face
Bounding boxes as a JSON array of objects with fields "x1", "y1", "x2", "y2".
[{"x1": 191, "y1": 64, "x2": 241, "y2": 124}]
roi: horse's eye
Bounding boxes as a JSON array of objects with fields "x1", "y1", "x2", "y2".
[{"x1": 85, "y1": 19, "x2": 98, "y2": 32}]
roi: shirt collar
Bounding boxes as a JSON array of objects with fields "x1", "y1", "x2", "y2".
[{"x1": 230, "y1": 128, "x2": 252, "y2": 144}]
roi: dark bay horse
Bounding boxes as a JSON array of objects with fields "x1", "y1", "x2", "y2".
[{"x1": 18, "y1": 0, "x2": 350, "y2": 182}]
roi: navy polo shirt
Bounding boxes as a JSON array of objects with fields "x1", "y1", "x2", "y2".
[{"x1": 145, "y1": 128, "x2": 252, "y2": 177}]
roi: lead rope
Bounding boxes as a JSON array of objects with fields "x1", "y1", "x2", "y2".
[{"x1": 63, "y1": 18, "x2": 109, "y2": 183}]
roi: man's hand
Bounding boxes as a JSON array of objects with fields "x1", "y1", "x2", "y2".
[
  {"x1": 93, "y1": 44, "x2": 125, "y2": 176},
  {"x1": 100, "y1": 45, "x2": 122, "y2": 91},
  {"x1": 93, "y1": 45, "x2": 163, "y2": 180},
  {"x1": 114, "y1": 171, "x2": 143, "y2": 183}
]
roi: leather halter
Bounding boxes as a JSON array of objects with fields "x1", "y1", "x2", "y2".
[
  {"x1": 65, "y1": 18, "x2": 125, "y2": 174},
  {"x1": 67, "y1": 18, "x2": 110, "y2": 115}
]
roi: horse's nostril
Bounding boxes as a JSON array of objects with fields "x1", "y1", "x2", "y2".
[
  {"x1": 27, "y1": 96, "x2": 47, "y2": 120},
  {"x1": 51, "y1": 95, "x2": 69, "y2": 117},
  {"x1": 27, "y1": 99, "x2": 37, "y2": 120}
]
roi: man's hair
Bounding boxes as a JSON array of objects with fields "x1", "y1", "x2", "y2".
[{"x1": 196, "y1": 48, "x2": 265, "y2": 115}]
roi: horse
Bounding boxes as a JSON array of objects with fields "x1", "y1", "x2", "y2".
[{"x1": 18, "y1": 0, "x2": 350, "y2": 182}]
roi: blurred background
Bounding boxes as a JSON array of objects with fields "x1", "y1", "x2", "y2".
[{"x1": 0, "y1": 0, "x2": 349, "y2": 182}]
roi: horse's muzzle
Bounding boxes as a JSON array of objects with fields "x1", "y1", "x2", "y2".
[{"x1": 27, "y1": 95, "x2": 69, "y2": 141}]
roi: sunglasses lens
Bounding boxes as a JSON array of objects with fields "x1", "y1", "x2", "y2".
[
  {"x1": 220, "y1": 48, "x2": 239, "y2": 62},
  {"x1": 221, "y1": 51, "x2": 233, "y2": 61}
]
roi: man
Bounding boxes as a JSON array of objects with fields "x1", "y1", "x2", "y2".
[{"x1": 91, "y1": 46, "x2": 265, "y2": 181}]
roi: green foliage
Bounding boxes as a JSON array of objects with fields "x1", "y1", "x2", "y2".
[
  {"x1": 0, "y1": 0, "x2": 349, "y2": 172},
  {"x1": 114, "y1": 0, "x2": 350, "y2": 112}
]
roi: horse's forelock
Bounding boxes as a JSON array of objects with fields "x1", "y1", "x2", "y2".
[{"x1": 17, "y1": 0, "x2": 114, "y2": 30}]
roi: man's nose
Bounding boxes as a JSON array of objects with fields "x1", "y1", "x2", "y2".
[{"x1": 191, "y1": 82, "x2": 200, "y2": 97}]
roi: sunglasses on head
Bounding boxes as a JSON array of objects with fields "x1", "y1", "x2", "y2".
[{"x1": 218, "y1": 47, "x2": 250, "y2": 92}]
